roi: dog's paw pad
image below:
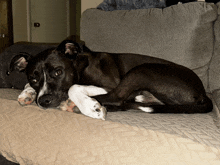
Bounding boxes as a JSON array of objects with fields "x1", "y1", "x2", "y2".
[
  {"x1": 18, "y1": 97, "x2": 35, "y2": 106},
  {"x1": 93, "y1": 103, "x2": 107, "y2": 120},
  {"x1": 94, "y1": 103, "x2": 101, "y2": 112},
  {"x1": 18, "y1": 91, "x2": 36, "y2": 106},
  {"x1": 59, "y1": 99, "x2": 78, "y2": 113}
]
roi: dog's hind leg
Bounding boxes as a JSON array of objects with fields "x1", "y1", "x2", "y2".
[
  {"x1": 92, "y1": 63, "x2": 212, "y2": 113},
  {"x1": 133, "y1": 91, "x2": 163, "y2": 105},
  {"x1": 92, "y1": 66, "x2": 152, "y2": 109}
]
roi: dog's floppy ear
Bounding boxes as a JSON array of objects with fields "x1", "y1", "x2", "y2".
[
  {"x1": 9, "y1": 52, "x2": 32, "y2": 73},
  {"x1": 65, "y1": 41, "x2": 84, "y2": 55},
  {"x1": 56, "y1": 39, "x2": 85, "y2": 56}
]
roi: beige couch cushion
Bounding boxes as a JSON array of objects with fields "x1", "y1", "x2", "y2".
[
  {"x1": 81, "y1": 2, "x2": 217, "y2": 91},
  {"x1": 0, "y1": 88, "x2": 220, "y2": 165}
]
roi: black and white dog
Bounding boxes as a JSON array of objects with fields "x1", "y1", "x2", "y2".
[{"x1": 10, "y1": 38, "x2": 213, "y2": 120}]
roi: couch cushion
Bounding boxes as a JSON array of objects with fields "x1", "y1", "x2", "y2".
[
  {"x1": 81, "y1": 2, "x2": 217, "y2": 91},
  {"x1": 0, "y1": 89, "x2": 220, "y2": 164},
  {"x1": 81, "y1": 2, "x2": 217, "y2": 69}
]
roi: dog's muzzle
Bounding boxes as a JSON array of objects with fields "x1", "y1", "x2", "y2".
[{"x1": 37, "y1": 94, "x2": 62, "y2": 109}]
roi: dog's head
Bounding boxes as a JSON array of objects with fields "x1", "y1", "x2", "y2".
[{"x1": 10, "y1": 40, "x2": 84, "y2": 108}]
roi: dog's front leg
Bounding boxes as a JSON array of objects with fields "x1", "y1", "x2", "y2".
[
  {"x1": 18, "y1": 83, "x2": 37, "y2": 106},
  {"x1": 68, "y1": 85, "x2": 108, "y2": 120}
]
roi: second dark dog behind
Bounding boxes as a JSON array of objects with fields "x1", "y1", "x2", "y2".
[{"x1": 10, "y1": 38, "x2": 213, "y2": 120}]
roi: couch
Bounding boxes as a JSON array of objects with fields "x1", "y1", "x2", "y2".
[{"x1": 1, "y1": 2, "x2": 220, "y2": 165}]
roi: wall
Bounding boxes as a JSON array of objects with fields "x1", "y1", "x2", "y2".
[
  {"x1": 12, "y1": 0, "x2": 28, "y2": 42},
  {"x1": 81, "y1": 0, "x2": 103, "y2": 13},
  {"x1": 12, "y1": 0, "x2": 101, "y2": 42},
  {"x1": 12, "y1": 0, "x2": 81, "y2": 43},
  {"x1": 72, "y1": 0, "x2": 81, "y2": 37},
  {"x1": 0, "y1": 0, "x2": 13, "y2": 53},
  {"x1": 0, "y1": 0, "x2": 8, "y2": 34}
]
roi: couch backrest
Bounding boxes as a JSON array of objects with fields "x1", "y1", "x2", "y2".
[
  {"x1": 81, "y1": 2, "x2": 218, "y2": 92},
  {"x1": 210, "y1": 2, "x2": 220, "y2": 92}
]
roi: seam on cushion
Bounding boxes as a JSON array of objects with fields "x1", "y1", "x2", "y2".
[
  {"x1": 210, "y1": 91, "x2": 220, "y2": 128},
  {"x1": 192, "y1": 63, "x2": 210, "y2": 92},
  {"x1": 207, "y1": 20, "x2": 217, "y2": 92}
]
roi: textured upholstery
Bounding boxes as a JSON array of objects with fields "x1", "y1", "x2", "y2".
[{"x1": 0, "y1": 89, "x2": 220, "y2": 165}]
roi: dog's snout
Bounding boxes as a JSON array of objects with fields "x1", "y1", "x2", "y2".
[{"x1": 38, "y1": 94, "x2": 60, "y2": 108}]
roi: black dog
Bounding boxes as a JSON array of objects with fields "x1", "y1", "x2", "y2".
[{"x1": 10, "y1": 38, "x2": 213, "y2": 120}]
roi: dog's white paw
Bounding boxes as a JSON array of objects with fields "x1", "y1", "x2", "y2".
[
  {"x1": 18, "y1": 88, "x2": 36, "y2": 106},
  {"x1": 68, "y1": 85, "x2": 108, "y2": 120},
  {"x1": 81, "y1": 98, "x2": 107, "y2": 120},
  {"x1": 92, "y1": 101, "x2": 107, "y2": 120}
]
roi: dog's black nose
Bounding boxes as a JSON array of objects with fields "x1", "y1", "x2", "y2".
[{"x1": 38, "y1": 94, "x2": 60, "y2": 108}]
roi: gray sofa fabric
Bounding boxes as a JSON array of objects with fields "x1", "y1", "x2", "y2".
[{"x1": 81, "y1": 2, "x2": 217, "y2": 92}]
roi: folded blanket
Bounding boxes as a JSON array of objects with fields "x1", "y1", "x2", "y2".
[{"x1": 97, "y1": 0, "x2": 166, "y2": 11}]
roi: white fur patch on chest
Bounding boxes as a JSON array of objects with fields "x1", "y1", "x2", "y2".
[{"x1": 37, "y1": 71, "x2": 48, "y2": 103}]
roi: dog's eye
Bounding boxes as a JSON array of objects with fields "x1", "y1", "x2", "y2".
[
  {"x1": 6, "y1": 71, "x2": 10, "y2": 76},
  {"x1": 55, "y1": 69, "x2": 62, "y2": 77},
  {"x1": 29, "y1": 76, "x2": 38, "y2": 84}
]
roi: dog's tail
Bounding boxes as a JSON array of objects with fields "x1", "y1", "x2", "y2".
[{"x1": 123, "y1": 95, "x2": 213, "y2": 114}]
